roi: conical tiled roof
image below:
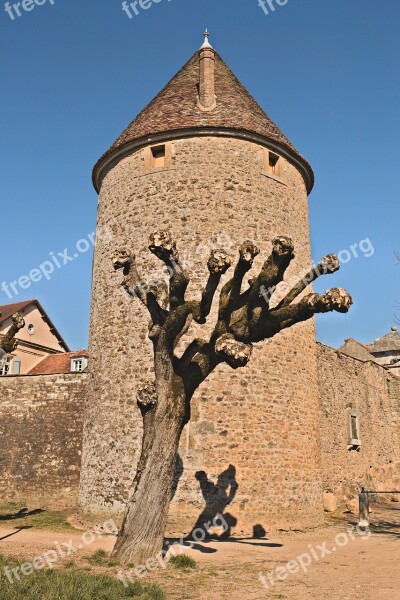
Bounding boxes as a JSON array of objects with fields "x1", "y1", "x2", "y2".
[{"x1": 93, "y1": 50, "x2": 314, "y2": 192}]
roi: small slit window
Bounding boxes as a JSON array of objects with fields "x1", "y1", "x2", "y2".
[
  {"x1": 151, "y1": 145, "x2": 166, "y2": 168},
  {"x1": 347, "y1": 409, "x2": 361, "y2": 451},
  {"x1": 269, "y1": 152, "x2": 280, "y2": 175}
]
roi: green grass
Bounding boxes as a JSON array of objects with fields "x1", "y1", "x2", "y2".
[
  {"x1": 0, "y1": 503, "x2": 74, "y2": 532},
  {"x1": 84, "y1": 549, "x2": 121, "y2": 567},
  {"x1": 169, "y1": 555, "x2": 197, "y2": 571},
  {"x1": 85, "y1": 549, "x2": 109, "y2": 566},
  {"x1": 0, "y1": 554, "x2": 165, "y2": 600}
]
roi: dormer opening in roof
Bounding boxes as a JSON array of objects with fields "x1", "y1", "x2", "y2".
[{"x1": 198, "y1": 29, "x2": 217, "y2": 112}]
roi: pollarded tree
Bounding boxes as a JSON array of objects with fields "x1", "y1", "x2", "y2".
[
  {"x1": 0, "y1": 312, "x2": 25, "y2": 355},
  {"x1": 111, "y1": 232, "x2": 352, "y2": 564}
]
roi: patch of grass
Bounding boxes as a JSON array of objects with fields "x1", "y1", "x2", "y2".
[
  {"x1": 85, "y1": 549, "x2": 109, "y2": 566},
  {"x1": 169, "y1": 554, "x2": 197, "y2": 571},
  {"x1": 0, "y1": 504, "x2": 74, "y2": 532},
  {"x1": 0, "y1": 502, "x2": 25, "y2": 511},
  {"x1": 109, "y1": 560, "x2": 121, "y2": 567},
  {"x1": 0, "y1": 554, "x2": 166, "y2": 599}
]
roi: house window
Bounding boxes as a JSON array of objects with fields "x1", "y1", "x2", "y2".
[
  {"x1": 71, "y1": 356, "x2": 88, "y2": 373},
  {"x1": 0, "y1": 355, "x2": 12, "y2": 376},
  {"x1": 72, "y1": 359, "x2": 83, "y2": 372},
  {"x1": 347, "y1": 409, "x2": 361, "y2": 450},
  {"x1": 27, "y1": 324, "x2": 36, "y2": 336},
  {"x1": 151, "y1": 145, "x2": 166, "y2": 168}
]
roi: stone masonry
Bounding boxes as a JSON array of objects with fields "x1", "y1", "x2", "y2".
[
  {"x1": 317, "y1": 343, "x2": 400, "y2": 507},
  {"x1": 0, "y1": 343, "x2": 398, "y2": 528},
  {"x1": 0, "y1": 373, "x2": 86, "y2": 507},
  {"x1": 79, "y1": 131, "x2": 323, "y2": 533}
]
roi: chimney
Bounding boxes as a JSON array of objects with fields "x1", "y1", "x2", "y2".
[{"x1": 198, "y1": 30, "x2": 216, "y2": 112}]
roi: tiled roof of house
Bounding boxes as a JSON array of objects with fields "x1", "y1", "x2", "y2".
[
  {"x1": 28, "y1": 350, "x2": 89, "y2": 375},
  {"x1": 369, "y1": 328, "x2": 400, "y2": 354},
  {"x1": 93, "y1": 49, "x2": 314, "y2": 192},
  {"x1": 0, "y1": 300, "x2": 35, "y2": 324},
  {"x1": 339, "y1": 338, "x2": 377, "y2": 363},
  {"x1": 0, "y1": 299, "x2": 69, "y2": 352}
]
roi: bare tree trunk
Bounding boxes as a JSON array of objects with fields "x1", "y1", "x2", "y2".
[{"x1": 112, "y1": 363, "x2": 186, "y2": 565}]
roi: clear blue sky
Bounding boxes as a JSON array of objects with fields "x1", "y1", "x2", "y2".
[{"x1": 1, "y1": 0, "x2": 399, "y2": 350}]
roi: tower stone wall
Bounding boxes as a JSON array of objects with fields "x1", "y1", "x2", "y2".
[{"x1": 79, "y1": 135, "x2": 324, "y2": 533}]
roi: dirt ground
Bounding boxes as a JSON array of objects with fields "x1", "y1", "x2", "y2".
[{"x1": 0, "y1": 504, "x2": 399, "y2": 600}]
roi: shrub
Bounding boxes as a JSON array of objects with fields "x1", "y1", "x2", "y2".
[
  {"x1": 85, "y1": 549, "x2": 109, "y2": 565},
  {"x1": 169, "y1": 554, "x2": 197, "y2": 570}
]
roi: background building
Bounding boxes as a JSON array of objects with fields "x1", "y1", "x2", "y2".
[{"x1": 0, "y1": 299, "x2": 69, "y2": 375}]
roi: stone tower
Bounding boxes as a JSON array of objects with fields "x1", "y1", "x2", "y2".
[{"x1": 79, "y1": 34, "x2": 323, "y2": 533}]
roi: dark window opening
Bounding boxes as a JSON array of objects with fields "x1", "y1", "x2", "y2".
[
  {"x1": 351, "y1": 415, "x2": 359, "y2": 440},
  {"x1": 151, "y1": 145, "x2": 166, "y2": 168},
  {"x1": 269, "y1": 152, "x2": 280, "y2": 175}
]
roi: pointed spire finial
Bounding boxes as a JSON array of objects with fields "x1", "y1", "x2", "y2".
[{"x1": 200, "y1": 28, "x2": 213, "y2": 50}]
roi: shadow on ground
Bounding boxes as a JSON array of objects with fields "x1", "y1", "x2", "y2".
[
  {"x1": 335, "y1": 503, "x2": 400, "y2": 539},
  {"x1": 0, "y1": 508, "x2": 44, "y2": 521}
]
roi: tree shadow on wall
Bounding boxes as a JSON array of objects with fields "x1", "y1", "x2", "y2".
[
  {"x1": 189, "y1": 467, "x2": 282, "y2": 548},
  {"x1": 190, "y1": 464, "x2": 239, "y2": 539},
  {"x1": 170, "y1": 454, "x2": 184, "y2": 501}
]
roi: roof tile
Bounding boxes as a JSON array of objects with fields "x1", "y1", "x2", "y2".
[
  {"x1": 28, "y1": 350, "x2": 88, "y2": 375},
  {"x1": 0, "y1": 300, "x2": 35, "y2": 325}
]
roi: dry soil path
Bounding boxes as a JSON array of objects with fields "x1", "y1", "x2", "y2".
[{"x1": 0, "y1": 505, "x2": 399, "y2": 600}]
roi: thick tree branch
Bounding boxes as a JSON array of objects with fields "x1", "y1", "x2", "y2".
[
  {"x1": 215, "y1": 334, "x2": 253, "y2": 369},
  {"x1": 179, "y1": 338, "x2": 207, "y2": 367},
  {"x1": 243, "y1": 288, "x2": 352, "y2": 343},
  {"x1": 194, "y1": 250, "x2": 232, "y2": 324},
  {"x1": 149, "y1": 231, "x2": 189, "y2": 311},
  {"x1": 182, "y1": 341, "x2": 222, "y2": 399},
  {"x1": 230, "y1": 241, "x2": 260, "y2": 300},
  {"x1": 276, "y1": 254, "x2": 340, "y2": 310},
  {"x1": 248, "y1": 236, "x2": 295, "y2": 309},
  {"x1": 113, "y1": 251, "x2": 166, "y2": 329},
  {"x1": 270, "y1": 288, "x2": 353, "y2": 328},
  {"x1": 163, "y1": 303, "x2": 196, "y2": 350},
  {"x1": 0, "y1": 312, "x2": 25, "y2": 354}
]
